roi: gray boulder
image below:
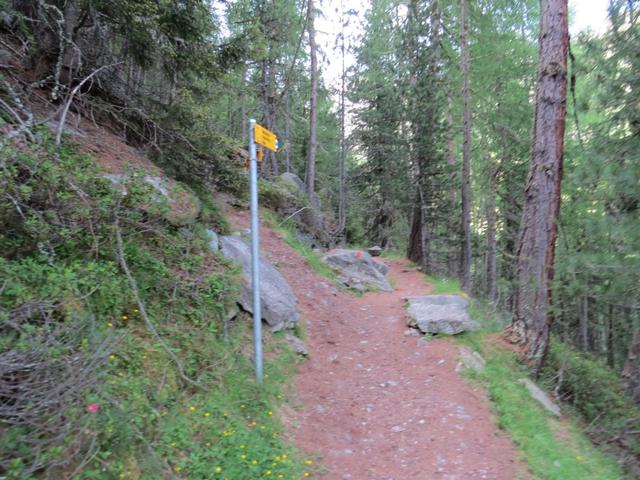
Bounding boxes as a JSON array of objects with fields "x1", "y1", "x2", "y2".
[
  {"x1": 406, "y1": 295, "x2": 479, "y2": 335},
  {"x1": 322, "y1": 249, "x2": 393, "y2": 292},
  {"x1": 285, "y1": 333, "x2": 309, "y2": 357},
  {"x1": 104, "y1": 173, "x2": 201, "y2": 226},
  {"x1": 205, "y1": 229, "x2": 219, "y2": 253},
  {"x1": 373, "y1": 260, "x2": 389, "y2": 276},
  {"x1": 279, "y1": 172, "x2": 306, "y2": 193},
  {"x1": 518, "y1": 378, "x2": 561, "y2": 417},
  {"x1": 456, "y1": 347, "x2": 486, "y2": 373},
  {"x1": 219, "y1": 236, "x2": 299, "y2": 332},
  {"x1": 367, "y1": 246, "x2": 382, "y2": 257}
]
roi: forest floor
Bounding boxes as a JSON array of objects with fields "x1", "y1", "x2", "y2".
[{"x1": 224, "y1": 202, "x2": 525, "y2": 480}]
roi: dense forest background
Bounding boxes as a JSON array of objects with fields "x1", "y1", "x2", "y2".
[{"x1": 0, "y1": 0, "x2": 639, "y2": 477}]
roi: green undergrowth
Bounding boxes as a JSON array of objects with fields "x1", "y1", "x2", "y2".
[
  {"x1": 0, "y1": 133, "x2": 312, "y2": 479},
  {"x1": 379, "y1": 251, "x2": 409, "y2": 261},
  {"x1": 424, "y1": 274, "x2": 463, "y2": 295},
  {"x1": 261, "y1": 208, "x2": 337, "y2": 282},
  {"x1": 454, "y1": 305, "x2": 628, "y2": 479}
]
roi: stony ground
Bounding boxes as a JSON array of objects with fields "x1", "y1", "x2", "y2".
[{"x1": 225, "y1": 203, "x2": 524, "y2": 480}]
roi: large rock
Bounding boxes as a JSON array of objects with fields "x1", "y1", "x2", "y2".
[
  {"x1": 372, "y1": 260, "x2": 389, "y2": 276},
  {"x1": 322, "y1": 249, "x2": 393, "y2": 292},
  {"x1": 279, "y1": 172, "x2": 306, "y2": 194},
  {"x1": 104, "y1": 173, "x2": 201, "y2": 226},
  {"x1": 406, "y1": 295, "x2": 479, "y2": 335},
  {"x1": 518, "y1": 378, "x2": 561, "y2": 417},
  {"x1": 219, "y1": 236, "x2": 299, "y2": 332}
]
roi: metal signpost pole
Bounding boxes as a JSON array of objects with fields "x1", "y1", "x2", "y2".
[{"x1": 248, "y1": 118, "x2": 263, "y2": 384}]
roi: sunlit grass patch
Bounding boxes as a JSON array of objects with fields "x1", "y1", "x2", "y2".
[{"x1": 424, "y1": 275, "x2": 463, "y2": 294}]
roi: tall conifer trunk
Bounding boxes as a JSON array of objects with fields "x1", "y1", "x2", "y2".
[
  {"x1": 508, "y1": 0, "x2": 569, "y2": 372},
  {"x1": 305, "y1": 0, "x2": 318, "y2": 199},
  {"x1": 337, "y1": 0, "x2": 347, "y2": 237},
  {"x1": 460, "y1": 0, "x2": 472, "y2": 292}
]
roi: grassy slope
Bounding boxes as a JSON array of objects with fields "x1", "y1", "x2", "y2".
[
  {"x1": 0, "y1": 135, "x2": 315, "y2": 479},
  {"x1": 415, "y1": 279, "x2": 626, "y2": 479}
]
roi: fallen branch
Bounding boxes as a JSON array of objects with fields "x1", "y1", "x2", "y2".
[
  {"x1": 114, "y1": 214, "x2": 204, "y2": 390},
  {"x1": 55, "y1": 62, "x2": 121, "y2": 159}
]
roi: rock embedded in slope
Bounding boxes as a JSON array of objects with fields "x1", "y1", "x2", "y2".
[
  {"x1": 518, "y1": 378, "x2": 561, "y2": 417},
  {"x1": 205, "y1": 229, "x2": 219, "y2": 252},
  {"x1": 406, "y1": 295, "x2": 479, "y2": 335},
  {"x1": 321, "y1": 249, "x2": 393, "y2": 292},
  {"x1": 372, "y1": 260, "x2": 389, "y2": 276},
  {"x1": 285, "y1": 332, "x2": 309, "y2": 357},
  {"x1": 456, "y1": 347, "x2": 486, "y2": 373},
  {"x1": 219, "y1": 235, "x2": 299, "y2": 332},
  {"x1": 104, "y1": 173, "x2": 201, "y2": 226},
  {"x1": 367, "y1": 246, "x2": 382, "y2": 257}
]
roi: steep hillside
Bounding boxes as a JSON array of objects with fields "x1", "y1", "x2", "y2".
[{"x1": 0, "y1": 118, "x2": 314, "y2": 479}]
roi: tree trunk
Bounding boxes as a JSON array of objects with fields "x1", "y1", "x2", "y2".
[
  {"x1": 486, "y1": 163, "x2": 498, "y2": 302},
  {"x1": 460, "y1": 0, "x2": 472, "y2": 292},
  {"x1": 623, "y1": 316, "x2": 640, "y2": 402},
  {"x1": 607, "y1": 304, "x2": 615, "y2": 368},
  {"x1": 304, "y1": 0, "x2": 318, "y2": 198},
  {"x1": 407, "y1": 190, "x2": 423, "y2": 264},
  {"x1": 447, "y1": 107, "x2": 458, "y2": 278},
  {"x1": 241, "y1": 64, "x2": 247, "y2": 145},
  {"x1": 284, "y1": 91, "x2": 292, "y2": 173},
  {"x1": 337, "y1": 0, "x2": 347, "y2": 238},
  {"x1": 579, "y1": 295, "x2": 589, "y2": 351},
  {"x1": 508, "y1": 0, "x2": 569, "y2": 373}
]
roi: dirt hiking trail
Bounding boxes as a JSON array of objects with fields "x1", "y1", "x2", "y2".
[{"x1": 225, "y1": 204, "x2": 522, "y2": 480}]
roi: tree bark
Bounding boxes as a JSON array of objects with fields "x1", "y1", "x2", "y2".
[
  {"x1": 486, "y1": 161, "x2": 498, "y2": 302},
  {"x1": 337, "y1": 0, "x2": 347, "y2": 238},
  {"x1": 579, "y1": 295, "x2": 589, "y2": 351},
  {"x1": 623, "y1": 316, "x2": 640, "y2": 402},
  {"x1": 285, "y1": 90, "x2": 292, "y2": 173},
  {"x1": 304, "y1": 0, "x2": 318, "y2": 198},
  {"x1": 508, "y1": 0, "x2": 569, "y2": 373},
  {"x1": 447, "y1": 107, "x2": 458, "y2": 278},
  {"x1": 460, "y1": 0, "x2": 473, "y2": 292}
]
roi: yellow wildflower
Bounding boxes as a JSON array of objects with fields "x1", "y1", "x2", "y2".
[
  {"x1": 305, "y1": 460, "x2": 313, "y2": 465},
  {"x1": 189, "y1": 406, "x2": 196, "y2": 412},
  {"x1": 214, "y1": 466, "x2": 222, "y2": 473}
]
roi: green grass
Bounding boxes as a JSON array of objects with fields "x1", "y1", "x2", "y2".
[
  {"x1": 261, "y1": 208, "x2": 338, "y2": 282},
  {"x1": 451, "y1": 305, "x2": 627, "y2": 479},
  {"x1": 458, "y1": 340, "x2": 626, "y2": 480},
  {"x1": 0, "y1": 136, "x2": 314, "y2": 479},
  {"x1": 379, "y1": 250, "x2": 408, "y2": 261},
  {"x1": 424, "y1": 274, "x2": 463, "y2": 294}
]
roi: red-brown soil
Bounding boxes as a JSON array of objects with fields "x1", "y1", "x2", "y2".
[{"x1": 224, "y1": 202, "x2": 524, "y2": 480}]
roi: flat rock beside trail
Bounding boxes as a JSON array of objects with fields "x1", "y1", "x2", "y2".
[
  {"x1": 219, "y1": 235, "x2": 299, "y2": 332},
  {"x1": 406, "y1": 294, "x2": 479, "y2": 335},
  {"x1": 321, "y1": 249, "x2": 392, "y2": 292}
]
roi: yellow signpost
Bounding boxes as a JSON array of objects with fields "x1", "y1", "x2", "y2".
[{"x1": 254, "y1": 123, "x2": 278, "y2": 152}]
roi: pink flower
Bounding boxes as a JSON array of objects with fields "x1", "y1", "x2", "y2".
[
  {"x1": 86, "y1": 403, "x2": 100, "y2": 414},
  {"x1": 355, "y1": 251, "x2": 362, "y2": 259}
]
